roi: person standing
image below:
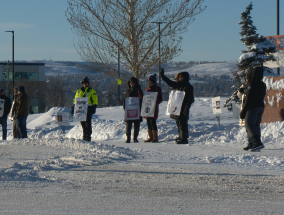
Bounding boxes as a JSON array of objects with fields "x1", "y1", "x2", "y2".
[
  {"x1": 160, "y1": 68, "x2": 194, "y2": 144},
  {"x1": 73, "y1": 76, "x2": 98, "y2": 141},
  {"x1": 11, "y1": 87, "x2": 20, "y2": 138},
  {"x1": 14, "y1": 86, "x2": 30, "y2": 138},
  {"x1": 0, "y1": 89, "x2": 12, "y2": 140},
  {"x1": 123, "y1": 77, "x2": 143, "y2": 143},
  {"x1": 143, "y1": 74, "x2": 163, "y2": 143},
  {"x1": 240, "y1": 67, "x2": 266, "y2": 151}
]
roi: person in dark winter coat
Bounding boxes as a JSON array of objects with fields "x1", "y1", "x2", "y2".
[
  {"x1": 72, "y1": 76, "x2": 98, "y2": 141},
  {"x1": 10, "y1": 87, "x2": 20, "y2": 138},
  {"x1": 123, "y1": 77, "x2": 143, "y2": 143},
  {"x1": 143, "y1": 74, "x2": 163, "y2": 143},
  {"x1": 0, "y1": 89, "x2": 12, "y2": 140},
  {"x1": 160, "y1": 68, "x2": 194, "y2": 144},
  {"x1": 13, "y1": 86, "x2": 30, "y2": 138},
  {"x1": 240, "y1": 67, "x2": 266, "y2": 151}
]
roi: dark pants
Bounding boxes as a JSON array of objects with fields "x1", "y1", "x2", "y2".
[
  {"x1": 245, "y1": 107, "x2": 264, "y2": 139},
  {"x1": 80, "y1": 112, "x2": 92, "y2": 141},
  {"x1": 0, "y1": 116, "x2": 8, "y2": 140},
  {"x1": 16, "y1": 115, "x2": 28, "y2": 138},
  {"x1": 175, "y1": 117, "x2": 188, "y2": 140},
  {"x1": 126, "y1": 121, "x2": 140, "y2": 140},
  {"x1": 146, "y1": 119, "x2": 157, "y2": 131}
]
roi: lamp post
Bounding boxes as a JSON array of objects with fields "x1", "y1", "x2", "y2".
[
  {"x1": 5, "y1": 31, "x2": 15, "y2": 100},
  {"x1": 117, "y1": 48, "x2": 121, "y2": 106},
  {"x1": 152, "y1": 21, "x2": 165, "y2": 87},
  {"x1": 277, "y1": 0, "x2": 280, "y2": 75}
]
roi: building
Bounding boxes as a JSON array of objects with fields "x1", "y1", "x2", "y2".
[{"x1": 0, "y1": 62, "x2": 45, "y2": 113}]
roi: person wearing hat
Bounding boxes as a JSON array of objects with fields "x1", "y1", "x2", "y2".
[
  {"x1": 0, "y1": 89, "x2": 12, "y2": 140},
  {"x1": 72, "y1": 76, "x2": 98, "y2": 141},
  {"x1": 143, "y1": 74, "x2": 163, "y2": 143},
  {"x1": 160, "y1": 68, "x2": 194, "y2": 144},
  {"x1": 123, "y1": 77, "x2": 143, "y2": 143},
  {"x1": 13, "y1": 86, "x2": 30, "y2": 138}
]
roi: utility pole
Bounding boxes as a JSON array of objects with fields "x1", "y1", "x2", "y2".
[
  {"x1": 5, "y1": 61, "x2": 10, "y2": 98},
  {"x1": 118, "y1": 48, "x2": 121, "y2": 106},
  {"x1": 5, "y1": 31, "x2": 15, "y2": 100},
  {"x1": 277, "y1": 0, "x2": 280, "y2": 75}
]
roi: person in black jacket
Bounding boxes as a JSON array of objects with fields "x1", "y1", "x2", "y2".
[
  {"x1": 160, "y1": 68, "x2": 194, "y2": 144},
  {"x1": 123, "y1": 77, "x2": 143, "y2": 143},
  {"x1": 240, "y1": 67, "x2": 266, "y2": 151},
  {"x1": 0, "y1": 89, "x2": 12, "y2": 140}
]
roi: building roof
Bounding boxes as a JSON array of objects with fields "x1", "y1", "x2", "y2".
[{"x1": 0, "y1": 62, "x2": 45, "y2": 66}]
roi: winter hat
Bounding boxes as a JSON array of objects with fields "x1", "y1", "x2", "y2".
[
  {"x1": 18, "y1": 86, "x2": 25, "y2": 93},
  {"x1": 148, "y1": 74, "x2": 157, "y2": 83},
  {"x1": 82, "y1": 76, "x2": 90, "y2": 84}
]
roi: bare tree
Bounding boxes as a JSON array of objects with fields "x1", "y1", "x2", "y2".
[
  {"x1": 45, "y1": 76, "x2": 70, "y2": 109},
  {"x1": 66, "y1": 0, "x2": 205, "y2": 81}
]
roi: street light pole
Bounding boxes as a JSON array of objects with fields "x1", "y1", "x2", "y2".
[
  {"x1": 277, "y1": 0, "x2": 280, "y2": 75},
  {"x1": 118, "y1": 48, "x2": 121, "y2": 106},
  {"x1": 5, "y1": 31, "x2": 15, "y2": 100},
  {"x1": 152, "y1": 22, "x2": 165, "y2": 87}
]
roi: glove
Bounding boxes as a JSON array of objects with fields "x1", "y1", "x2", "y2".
[
  {"x1": 70, "y1": 105, "x2": 74, "y2": 115},
  {"x1": 159, "y1": 68, "x2": 164, "y2": 76},
  {"x1": 91, "y1": 105, "x2": 97, "y2": 114},
  {"x1": 240, "y1": 110, "x2": 246, "y2": 119}
]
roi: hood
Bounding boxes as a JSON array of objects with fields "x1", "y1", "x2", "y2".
[
  {"x1": 246, "y1": 67, "x2": 263, "y2": 82},
  {"x1": 128, "y1": 77, "x2": 139, "y2": 88},
  {"x1": 179, "y1": 72, "x2": 189, "y2": 83}
]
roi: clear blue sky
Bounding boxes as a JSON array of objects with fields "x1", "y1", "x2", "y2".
[{"x1": 0, "y1": 0, "x2": 283, "y2": 62}]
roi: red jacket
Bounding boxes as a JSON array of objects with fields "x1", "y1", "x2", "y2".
[{"x1": 143, "y1": 84, "x2": 163, "y2": 119}]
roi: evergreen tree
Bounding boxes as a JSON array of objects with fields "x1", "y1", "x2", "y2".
[{"x1": 224, "y1": 2, "x2": 277, "y2": 109}]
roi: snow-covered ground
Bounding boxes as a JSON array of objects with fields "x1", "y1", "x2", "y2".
[{"x1": 0, "y1": 98, "x2": 283, "y2": 214}]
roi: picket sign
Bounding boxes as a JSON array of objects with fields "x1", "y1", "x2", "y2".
[
  {"x1": 166, "y1": 90, "x2": 185, "y2": 116},
  {"x1": 212, "y1": 96, "x2": 222, "y2": 114},
  {"x1": 124, "y1": 97, "x2": 140, "y2": 120},
  {"x1": 56, "y1": 112, "x2": 70, "y2": 126},
  {"x1": 140, "y1": 92, "x2": 158, "y2": 117},
  {"x1": 73, "y1": 97, "x2": 88, "y2": 122},
  {"x1": 211, "y1": 96, "x2": 222, "y2": 127},
  {"x1": 0, "y1": 99, "x2": 4, "y2": 117},
  {"x1": 8, "y1": 101, "x2": 15, "y2": 120}
]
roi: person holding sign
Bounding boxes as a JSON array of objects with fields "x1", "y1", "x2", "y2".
[
  {"x1": 143, "y1": 74, "x2": 163, "y2": 143},
  {"x1": 123, "y1": 77, "x2": 143, "y2": 143},
  {"x1": 13, "y1": 86, "x2": 30, "y2": 138},
  {"x1": 72, "y1": 76, "x2": 98, "y2": 141},
  {"x1": 9, "y1": 87, "x2": 20, "y2": 138},
  {"x1": 160, "y1": 69, "x2": 194, "y2": 144},
  {"x1": 0, "y1": 89, "x2": 11, "y2": 140}
]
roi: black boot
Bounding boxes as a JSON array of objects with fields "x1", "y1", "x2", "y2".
[
  {"x1": 249, "y1": 135, "x2": 264, "y2": 151},
  {"x1": 243, "y1": 137, "x2": 253, "y2": 151},
  {"x1": 175, "y1": 130, "x2": 188, "y2": 144}
]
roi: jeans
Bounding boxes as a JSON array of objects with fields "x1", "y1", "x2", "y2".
[
  {"x1": 244, "y1": 107, "x2": 264, "y2": 139},
  {"x1": 0, "y1": 116, "x2": 8, "y2": 140},
  {"x1": 16, "y1": 115, "x2": 28, "y2": 138}
]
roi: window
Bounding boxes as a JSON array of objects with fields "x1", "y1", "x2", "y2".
[
  {"x1": 2, "y1": 72, "x2": 13, "y2": 81},
  {"x1": 3, "y1": 72, "x2": 39, "y2": 81}
]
